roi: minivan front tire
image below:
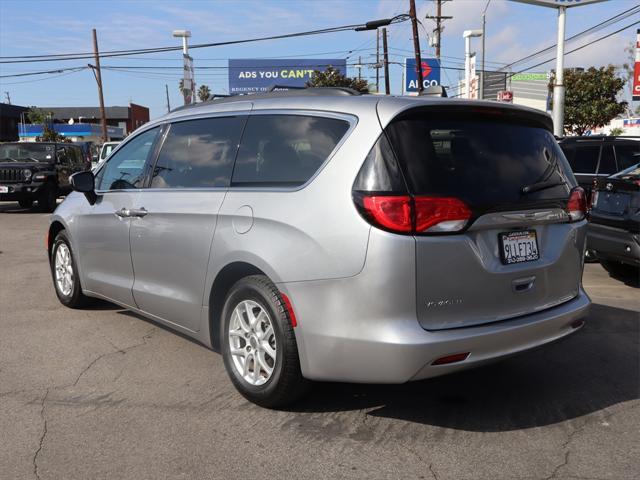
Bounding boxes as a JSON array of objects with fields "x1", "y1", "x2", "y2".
[
  {"x1": 50, "y1": 230, "x2": 90, "y2": 308},
  {"x1": 221, "y1": 275, "x2": 309, "y2": 408}
]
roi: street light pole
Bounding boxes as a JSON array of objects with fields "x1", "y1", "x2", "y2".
[
  {"x1": 552, "y1": 6, "x2": 567, "y2": 137},
  {"x1": 463, "y1": 30, "x2": 482, "y2": 99},
  {"x1": 173, "y1": 30, "x2": 193, "y2": 105}
]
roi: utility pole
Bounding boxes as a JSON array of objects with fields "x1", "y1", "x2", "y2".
[
  {"x1": 165, "y1": 84, "x2": 171, "y2": 113},
  {"x1": 409, "y1": 0, "x2": 424, "y2": 93},
  {"x1": 358, "y1": 56, "x2": 362, "y2": 81},
  {"x1": 376, "y1": 29, "x2": 380, "y2": 93},
  {"x1": 4, "y1": 91, "x2": 10, "y2": 104},
  {"x1": 382, "y1": 28, "x2": 390, "y2": 95},
  {"x1": 425, "y1": 0, "x2": 452, "y2": 61},
  {"x1": 91, "y1": 29, "x2": 108, "y2": 143}
]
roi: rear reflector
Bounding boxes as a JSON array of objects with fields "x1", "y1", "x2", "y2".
[
  {"x1": 280, "y1": 293, "x2": 298, "y2": 328},
  {"x1": 431, "y1": 352, "x2": 470, "y2": 366},
  {"x1": 570, "y1": 319, "x2": 585, "y2": 330},
  {"x1": 567, "y1": 187, "x2": 587, "y2": 222},
  {"x1": 358, "y1": 194, "x2": 471, "y2": 234}
]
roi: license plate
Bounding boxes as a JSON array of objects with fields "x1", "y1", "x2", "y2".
[
  {"x1": 499, "y1": 230, "x2": 540, "y2": 265},
  {"x1": 0, "y1": 186, "x2": 8, "y2": 193}
]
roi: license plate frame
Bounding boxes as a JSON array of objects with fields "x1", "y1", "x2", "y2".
[{"x1": 499, "y1": 230, "x2": 540, "y2": 265}]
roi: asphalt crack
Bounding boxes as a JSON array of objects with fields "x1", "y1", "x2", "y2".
[
  {"x1": 32, "y1": 388, "x2": 49, "y2": 480},
  {"x1": 70, "y1": 327, "x2": 157, "y2": 388}
]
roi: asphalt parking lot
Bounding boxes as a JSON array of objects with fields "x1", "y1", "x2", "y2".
[{"x1": 1, "y1": 201, "x2": 638, "y2": 480}]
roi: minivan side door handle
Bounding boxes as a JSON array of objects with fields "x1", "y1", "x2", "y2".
[
  {"x1": 114, "y1": 207, "x2": 147, "y2": 218},
  {"x1": 128, "y1": 207, "x2": 148, "y2": 218}
]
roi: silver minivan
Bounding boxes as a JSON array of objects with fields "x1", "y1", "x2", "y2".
[{"x1": 48, "y1": 89, "x2": 590, "y2": 407}]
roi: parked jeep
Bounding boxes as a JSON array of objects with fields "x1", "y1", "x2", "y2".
[{"x1": 0, "y1": 142, "x2": 87, "y2": 212}]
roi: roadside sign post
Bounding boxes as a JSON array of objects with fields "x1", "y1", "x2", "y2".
[
  {"x1": 552, "y1": 6, "x2": 566, "y2": 137},
  {"x1": 633, "y1": 28, "x2": 640, "y2": 102},
  {"x1": 510, "y1": 0, "x2": 608, "y2": 136}
]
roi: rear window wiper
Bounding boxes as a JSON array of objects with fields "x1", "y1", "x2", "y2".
[{"x1": 521, "y1": 179, "x2": 567, "y2": 194}]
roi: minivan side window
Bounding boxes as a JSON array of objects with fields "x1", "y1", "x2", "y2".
[
  {"x1": 232, "y1": 114, "x2": 350, "y2": 187},
  {"x1": 598, "y1": 145, "x2": 616, "y2": 175},
  {"x1": 150, "y1": 116, "x2": 244, "y2": 189},
  {"x1": 95, "y1": 127, "x2": 159, "y2": 191},
  {"x1": 614, "y1": 143, "x2": 640, "y2": 170},
  {"x1": 570, "y1": 145, "x2": 600, "y2": 173}
]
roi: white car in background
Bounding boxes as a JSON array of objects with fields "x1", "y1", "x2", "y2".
[{"x1": 93, "y1": 141, "x2": 120, "y2": 170}]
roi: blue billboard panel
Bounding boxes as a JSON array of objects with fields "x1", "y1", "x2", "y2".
[
  {"x1": 228, "y1": 59, "x2": 347, "y2": 94},
  {"x1": 404, "y1": 58, "x2": 441, "y2": 93}
]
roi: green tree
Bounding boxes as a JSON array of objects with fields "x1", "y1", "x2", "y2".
[
  {"x1": 26, "y1": 107, "x2": 52, "y2": 124},
  {"x1": 41, "y1": 127, "x2": 63, "y2": 142},
  {"x1": 306, "y1": 66, "x2": 369, "y2": 93},
  {"x1": 197, "y1": 84, "x2": 212, "y2": 102},
  {"x1": 609, "y1": 127, "x2": 624, "y2": 136},
  {"x1": 550, "y1": 66, "x2": 627, "y2": 136}
]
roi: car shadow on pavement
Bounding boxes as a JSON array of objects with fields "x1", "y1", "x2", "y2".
[
  {"x1": 0, "y1": 201, "x2": 62, "y2": 214},
  {"x1": 290, "y1": 303, "x2": 639, "y2": 432}
]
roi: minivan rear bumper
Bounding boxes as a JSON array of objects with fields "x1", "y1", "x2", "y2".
[{"x1": 282, "y1": 281, "x2": 590, "y2": 383}]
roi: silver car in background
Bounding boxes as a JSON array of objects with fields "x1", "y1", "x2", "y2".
[{"x1": 48, "y1": 89, "x2": 590, "y2": 407}]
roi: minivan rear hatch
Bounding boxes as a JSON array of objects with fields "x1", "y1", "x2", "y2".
[{"x1": 377, "y1": 105, "x2": 584, "y2": 330}]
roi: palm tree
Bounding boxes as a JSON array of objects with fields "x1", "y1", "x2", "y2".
[{"x1": 197, "y1": 84, "x2": 212, "y2": 102}]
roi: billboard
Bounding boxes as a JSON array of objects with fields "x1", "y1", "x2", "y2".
[
  {"x1": 404, "y1": 58, "x2": 441, "y2": 93},
  {"x1": 228, "y1": 59, "x2": 347, "y2": 94}
]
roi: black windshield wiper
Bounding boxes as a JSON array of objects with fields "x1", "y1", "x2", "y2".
[{"x1": 521, "y1": 179, "x2": 567, "y2": 194}]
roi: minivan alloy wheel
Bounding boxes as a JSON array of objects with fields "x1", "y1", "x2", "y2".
[
  {"x1": 228, "y1": 300, "x2": 277, "y2": 386},
  {"x1": 54, "y1": 243, "x2": 74, "y2": 297}
]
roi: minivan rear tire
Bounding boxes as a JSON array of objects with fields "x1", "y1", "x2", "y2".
[{"x1": 221, "y1": 275, "x2": 309, "y2": 408}]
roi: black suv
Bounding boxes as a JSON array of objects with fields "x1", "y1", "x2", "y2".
[
  {"x1": 559, "y1": 136, "x2": 640, "y2": 196},
  {"x1": 0, "y1": 142, "x2": 87, "y2": 212},
  {"x1": 587, "y1": 163, "x2": 640, "y2": 283}
]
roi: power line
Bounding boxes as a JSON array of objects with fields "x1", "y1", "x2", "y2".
[
  {"x1": 498, "y1": 4, "x2": 640, "y2": 71},
  {"x1": 0, "y1": 16, "x2": 411, "y2": 64},
  {"x1": 452, "y1": 19, "x2": 640, "y2": 97}
]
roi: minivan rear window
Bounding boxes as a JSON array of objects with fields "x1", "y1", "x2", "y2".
[
  {"x1": 384, "y1": 110, "x2": 575, "y2": 209},
  {"x1": 232, "y1": 114, "x2": 350, "y2": 187}
]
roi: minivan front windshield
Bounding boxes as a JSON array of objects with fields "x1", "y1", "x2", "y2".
[
  {"x1": 385, "y1": 110, "x2": 575, "y2": 210},
  {"x1": 0, "y1": 143, "x2": 55, "y2": 163}
]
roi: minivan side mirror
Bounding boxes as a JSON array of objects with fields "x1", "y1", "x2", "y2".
[{"x1": 70, "y1": 171, "x2": 97, "y2": 205}]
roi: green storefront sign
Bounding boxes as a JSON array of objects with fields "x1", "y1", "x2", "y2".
[{"x1": 512, "y1": 73, "x2": 548, "y2": 82}]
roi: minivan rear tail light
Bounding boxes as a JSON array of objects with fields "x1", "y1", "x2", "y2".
[
  {"x1": 414, "y1": 197, "x2": 472, "y2": 232},
  {"x1": 362, "y1": 195, "x2": 413, "y2": 232},
  {"x1": 357, "y1": 194, "x2": 471, "y2": 234},
  {"x1": 567, "y1": 187, "x2": 587, "y2": 222}
]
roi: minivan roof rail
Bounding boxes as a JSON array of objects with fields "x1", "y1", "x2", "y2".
[{"x1": 170, "y1": 87, "x2": 363, "y2": 113}]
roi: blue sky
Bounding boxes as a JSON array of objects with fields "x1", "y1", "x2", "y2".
[{"x1": 0, "y1": 0, "x2": 638, "y2": 119}]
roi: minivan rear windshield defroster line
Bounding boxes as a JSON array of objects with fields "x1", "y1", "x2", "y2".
[{"x1": 383, "y1": 108, "x2": 576, "y2": 212}]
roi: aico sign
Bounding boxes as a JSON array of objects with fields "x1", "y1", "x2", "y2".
[{"x1": 405, "y1": 58, "x2": 441, "y2": 93}]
